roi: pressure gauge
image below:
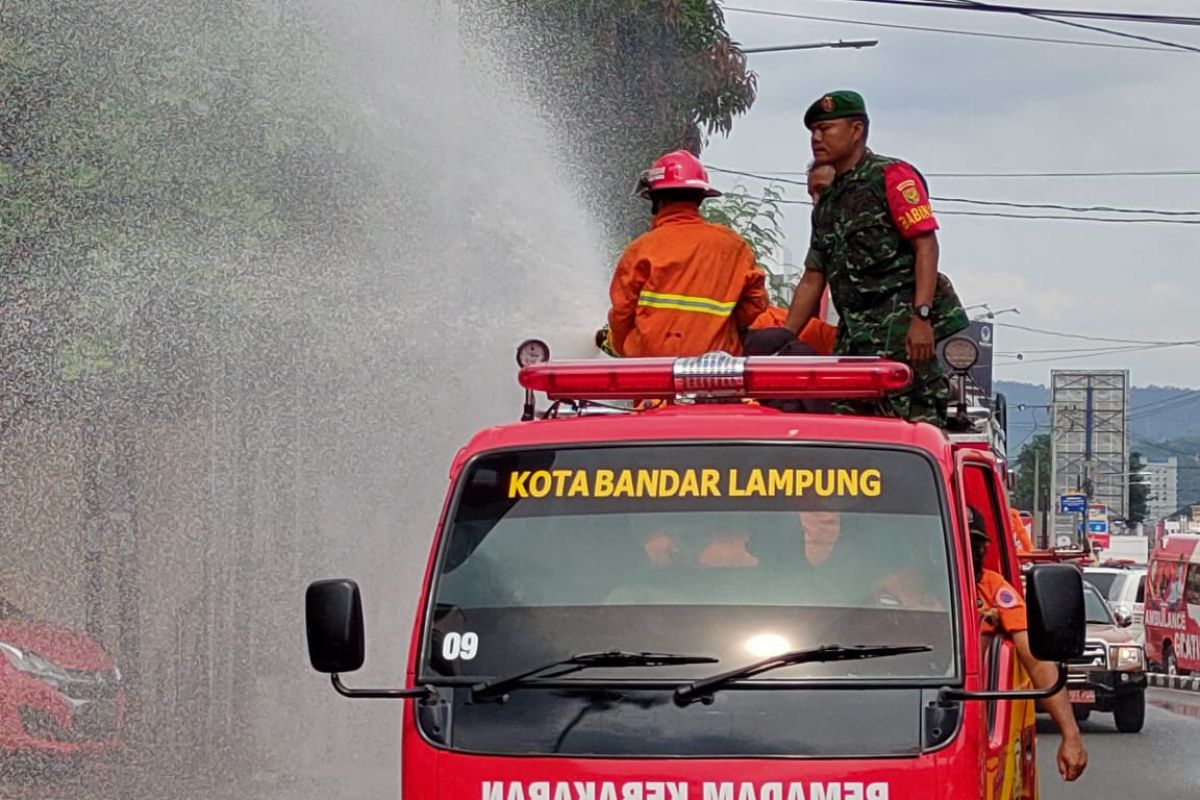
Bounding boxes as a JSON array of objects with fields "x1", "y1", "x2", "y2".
[
  {"x1": 942, "y1": 336, "x2": 980, "y2": 373},
  {"x1": 516, "y1": 339, "x2": 551, "y2": 368}
]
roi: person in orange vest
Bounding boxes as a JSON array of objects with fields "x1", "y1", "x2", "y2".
[
  {"x1": 748, "y1": 306, "x2": 838, "y2": 356},
  {"x1": 606, "y1": 151, "x2": 769, "y2": 358},
  {"x1": 968, "y1": 507, "x2": 1087, "y2": 782},
  {"x1": 742, "y1": 161, "x2": 839, "y2": 360},
  {"x1": 1009, "y1": 506, "x2": 1034, "y2": 553}
]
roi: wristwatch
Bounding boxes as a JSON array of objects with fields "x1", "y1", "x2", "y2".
[{"x1": 913, "y1": 303, "x2": 933, "y2": 321}]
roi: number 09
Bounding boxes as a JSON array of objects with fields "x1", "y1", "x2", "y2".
[{"x1": 441, "y1": 631, "x2": 479, "y2": 661}]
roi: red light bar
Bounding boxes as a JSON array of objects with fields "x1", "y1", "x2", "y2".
[
  {"x1": 743, "y1": 357, "x2": 912, "y2": 399},
  {"x1": 518, "y1": 356, "x2": 911, "y2": 401},
  {"x1": 519, "y1": 359, "x2": 678, "y2": 400}
]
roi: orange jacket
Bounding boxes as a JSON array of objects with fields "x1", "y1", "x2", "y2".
[
  {"x1": 608, "y1": 202, "x2": 769, "y2": 358},
  {"x1": 749, "y1": 307, "x2": 839, "y2": 356},
  {"x1": 800, "y1": 318, "x2": 838, "y2": 356},
  {"x1": 978, "y1": 568, "x2": 1027, "y2": 635},
  {"x1": 749, "y1": 306, "x2": 789, "y2": 330}
]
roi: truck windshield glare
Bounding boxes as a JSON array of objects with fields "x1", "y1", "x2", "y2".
[{"x1": 413, "y1": 444, "x2": 958, "y2": 755}]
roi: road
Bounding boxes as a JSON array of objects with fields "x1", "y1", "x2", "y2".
[
  {"x1": 5, "y1": 687, "x2": 1198, "y2": 799},
  {"x1": 1038, "y1": 687, "x2": 1200, "y2": 800}
]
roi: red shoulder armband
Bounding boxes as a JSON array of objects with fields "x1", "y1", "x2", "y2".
[{"x1": 884, "y1": 162, "x2": 938, "y2": 238}]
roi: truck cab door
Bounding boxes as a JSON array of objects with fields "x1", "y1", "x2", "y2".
[{"x1": 958, "y1": 454, "x2": 1037, "y2": 800}]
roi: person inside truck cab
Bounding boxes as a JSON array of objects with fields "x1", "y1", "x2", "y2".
[
  {"x1": 968, "y1": 506, "x2": 1089, "y2": 782},
  {"x1": 605, "y1": 150, "x2": 769, "y2": 358},
  {"x1": 641, "y1": 527, "x2": 757, "y2": 569},
  {"x1": 742, "y1": 510, "x2": 947, "y2": 609}
]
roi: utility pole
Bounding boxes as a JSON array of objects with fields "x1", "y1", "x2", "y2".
[
  {"x1": 1017, "y1": 402, "x2": 1052, "y2": 548},
  {"x1": 1033, "y1": 447, "x2": 1044, "y2": 548},
  {"x1": 1081, "y1": 384, "x2": 1095, "y2": 550}
]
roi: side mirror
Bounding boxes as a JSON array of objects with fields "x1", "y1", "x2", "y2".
[
  {"x1": 1114, "y1": 611, "x2": 1133, "y2": 628},
  {"x1": 305, "y1": 579, "x2": 365, "y2": 674},
  {"x1": 1024, "y1": 564, "x2": 1086, "y2": 662}
]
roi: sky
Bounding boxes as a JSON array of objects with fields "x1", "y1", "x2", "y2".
[{"x1": 704, "y1": 0, "x2": 1200, "y2": 387}]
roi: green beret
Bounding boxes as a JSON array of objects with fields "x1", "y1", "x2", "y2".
[{"x1": 804, "y1": 90, "x2": 869, "y2": 129}]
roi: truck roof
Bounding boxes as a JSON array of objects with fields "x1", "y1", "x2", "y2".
[
  {"x1": 452, "y1": 405, "x2": 957, "y2": 476},
  {"x1": 1155, "y1": 534, "x2": 1200, "y2": 562}
]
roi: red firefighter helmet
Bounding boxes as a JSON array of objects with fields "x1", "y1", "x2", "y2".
[{"x1": 633, "y1": 150, "x2": 721, "y2": 199}]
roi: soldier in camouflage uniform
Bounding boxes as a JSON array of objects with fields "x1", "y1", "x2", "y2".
[{"x1": 783, "y1": 90, "x2": 968, "y2": 426}]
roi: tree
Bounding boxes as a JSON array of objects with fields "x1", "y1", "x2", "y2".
[
  {"x1": 459, "y1": 0, "x2": 757, "y2": 251},
  {"x1": 701, "y1": 183, "x2": 795, "y2": 306},
  {"x1": 1129, "y1": 451, "x2": 1150, "y2": 524},
  {"x1": 1, "y1": 0, "x2": 361, "y2": 424},
  {"x1": 1012, "y1": 434, "x2": 1051, "y2": 513},
  {"x1": 0, "y1": 0, "x2": 366, "y2": 767}
]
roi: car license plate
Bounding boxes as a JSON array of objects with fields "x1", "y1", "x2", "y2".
[{"x1": 1069, "y1": 689, "x2": 1095, "y2": 704}]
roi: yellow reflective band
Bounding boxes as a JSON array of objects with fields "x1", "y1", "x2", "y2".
[{"x1": 637, "y1": 290, "x2": 736, "y2": 317}]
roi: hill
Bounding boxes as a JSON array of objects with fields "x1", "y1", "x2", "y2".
[{"x1": 1000, "y1": 381, "x2": 1200, "y2": 508}]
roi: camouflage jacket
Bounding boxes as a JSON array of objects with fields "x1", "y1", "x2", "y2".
[{"x1": 805, "y1": 150, "x2": 968, "y2": 348}]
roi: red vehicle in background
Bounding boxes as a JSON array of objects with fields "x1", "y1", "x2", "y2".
[
  {"x1": 1144, "y1": 534, "x2": 1200, "y2": 675},
  {"x1": 303, "y1": 339, "x2": 1086, "y2": 800},
  {"x1": 0, "y1": 596, "x2": 125, "y2": 758}
]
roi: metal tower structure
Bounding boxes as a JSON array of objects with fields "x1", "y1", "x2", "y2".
[{"x1": 1049, "y1": 370, "x2": 1129, "y2": 544}]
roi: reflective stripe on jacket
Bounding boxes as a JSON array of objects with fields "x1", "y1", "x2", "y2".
[{"x1": 607, "y1": 202, "x2": 769, "y2": 358}]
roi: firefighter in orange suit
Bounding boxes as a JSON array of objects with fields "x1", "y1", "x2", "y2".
[
  {"x1": 606, "y1": 151, "x2": 769, "y2": 358},
  {"x1": 1009, "y1": 506, "x2": 1034, "y2": 553}
]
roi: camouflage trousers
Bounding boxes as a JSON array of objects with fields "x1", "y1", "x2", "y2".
[{"x1": 834, "y1": 305, "x2": 952, "y2": 427}]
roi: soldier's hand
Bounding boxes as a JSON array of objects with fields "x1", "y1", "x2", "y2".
[
  {"x1": 906, "y1": 318, "x2": 935, "y2": 364},
  {"x1": 1057, "y1": 734, "x2": 1087, "y2": 781}
]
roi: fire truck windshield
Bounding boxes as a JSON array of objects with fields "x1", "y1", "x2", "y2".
[{"x1": 418, "y1": 443, "x2": 958, "y2": 756}]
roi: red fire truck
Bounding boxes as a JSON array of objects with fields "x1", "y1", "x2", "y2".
[{"x1": 304, "y1": 340, "x2": 1085, "y2": 800}]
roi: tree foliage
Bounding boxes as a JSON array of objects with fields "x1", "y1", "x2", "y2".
[
  {"x1": 1129, "y1": 452, "x2": 1149, "y2": 524},
  {"x1": 1011, "y1": 433, "x2": 1051, "y2": 512},
  {"x1": 0, "y1": 1, "x2": 359, "y2": 426},
  {"x1": 460, "y1": 0, "x2": 757, "y2": 250},
  {"x1": 701, "y1": 184, "x2": 796, "y2": 305}
]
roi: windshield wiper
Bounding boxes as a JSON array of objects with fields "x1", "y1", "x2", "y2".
[
  {"x1": 673, "y1": 644, "x2": 932, "y2": 706},
  {"x1": 471, "y1": 650, "x2": 718, "y2": 702}
]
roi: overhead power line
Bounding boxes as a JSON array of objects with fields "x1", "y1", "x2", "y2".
[
  {"x1": 1128, "y1": 390, "x2": 1200, "y2": 417},
  {"x1": 1130, "y1": 433, "x2": 1200, "y2": 458},
  {"x1": 724, "y1": 6, "x2": 1182, "y2": 52},
  {"x1": 992, "y1": 322, "x2": 1200, "y2": 346},
  {"x1": 995, "y1": 341, "x2": 1200, "y2": 366},
  {"x1": 825, "y1": 0, "x2": 1200, "y2": 27},
  {"x1": 706, "y1": 166, "x2": 1200, "y2": 221},
  {"x1": 771, "y1": 196, "x2": 1200, "y2": 224},
  {"x1": 715, "y1": 167, "x2": 1200, "y2": 179},
  {"x1": 947, "y1": 0, "x2": 1200, "y2": 54},
  {"x1": 940, "y1": 197, "x2": 1200, "y2": 216},
  {"x1": 913, "y1": 169, "x2": 1200, "y2": 178},
  {"x1": 1131, "y1": 388, "x2": 1200, "y2": 408},
  {"x1": 1129, "y1": 392, "x2": 1200, "y2": 420},
  {"x1": 1128, "y1": 389, "x2": 1200, "y2": 415},
  {"x1": 999, "y1": 343, "x2": 1200, "y2": 355}
]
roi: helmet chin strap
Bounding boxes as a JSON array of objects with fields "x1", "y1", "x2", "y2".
[{"x1": 631, "y1": 172, "x2": 652, "y2": 199}]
